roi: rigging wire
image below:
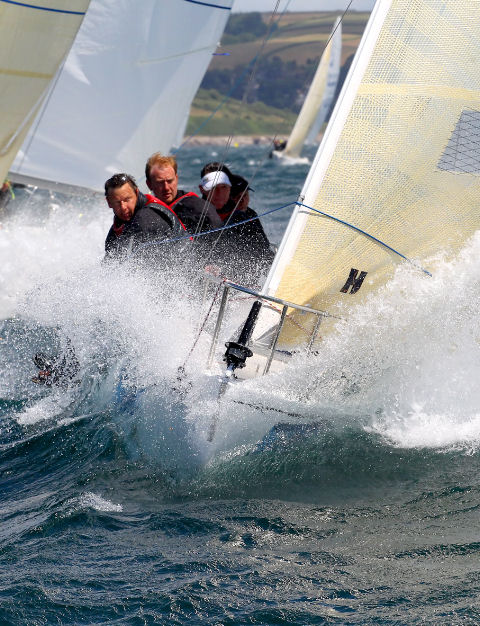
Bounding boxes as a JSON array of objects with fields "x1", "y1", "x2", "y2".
[
  {"x1": 131, "y1": 201, "x2": 296, "y2": 254},
  {"x1": 131, "y1": 198, "x2": 433, "y2": 279},
  {"x1": 184, "y1": 0, "x2": 289, "y2": 252},
  {"x1": 296, "y1": 201, "x2": 433, "y2": 277},
  {"x1": 177, "y1": 0, "x2": 351, "y2": 163},
  {"x1": 190, "y1": 1, "x2": 302, "y2": 259},
  {"x1": 174, "y1": 0, "x2": 288, "y2": 153},
  {"x1": 182, "y1": 0, "x2": 356, "y2": 263}
]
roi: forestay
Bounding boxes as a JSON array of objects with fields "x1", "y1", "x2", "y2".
[
  {"x1": 10, "y1": 0, "x2": 233, "y2": 193},
  {"x1": 0, "y1": 0, "x2": 89, "y2": 185},
  {"x1": 262, "y1": 0, "x2": 480, "y2": 350}
]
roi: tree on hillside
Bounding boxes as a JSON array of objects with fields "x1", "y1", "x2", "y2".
[
  {"x1": 200, "y1": 56, "x2": 312, "y2": 112},
  {"x1": 225, "y1": 12, "x2": 267, "y2": 38}
]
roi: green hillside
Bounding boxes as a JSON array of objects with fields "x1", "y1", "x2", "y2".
[
  {"x1": 188, "y1": 10, "x2": 369, "y2": 136},
  {"x1": 187, "y1": 89, "x2": 296, "y2": 137}
]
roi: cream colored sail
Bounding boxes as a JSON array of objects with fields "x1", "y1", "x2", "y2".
[
  {"x1": 282, "y1": 18, "x2": 341, "y2": 159},
  {"x1": 0, "y1": 0, "x2": 89, "y2": 185},
  {"x1": 261, "y1": 0, "x2": 480, "y2": 350}
]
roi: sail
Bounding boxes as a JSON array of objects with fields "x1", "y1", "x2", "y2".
[
  {"x1": 305, "y1": 17, "x2": 342, "y2": 145},
  {"x1": 0, "y1": 0, "x2": 89, "y2": 186},
  {"x1": 282, "y1": 17, "x2": 342, "y2": 159},
  {"x1": 262, "y1": 0, "x2": 480, "y2": 349},
  {"x1": 10, "y1": 0, "x2": 233, "y2": 193}
]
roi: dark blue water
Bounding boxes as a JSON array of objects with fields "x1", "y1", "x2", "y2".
[{"x1": 2, "y1": 144, "x2": 480, "y2": 624}]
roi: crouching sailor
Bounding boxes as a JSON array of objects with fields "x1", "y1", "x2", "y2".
[
  {"x1": 32, "y1": 339, "x2": 80, "y2": 388},
  {"x1": 104, "y1": 173, "x2": 187, "y2": 261}
]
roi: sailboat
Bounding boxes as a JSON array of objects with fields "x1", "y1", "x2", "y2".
[
  {"x1": 208, "y1": 0, "x2": 480, "y2": 392},
  {"x1": 9, "y1": 0, "x2": 233, "y2": 195},
  {"x1": 0, "y1": 0, "x2": 90, "y2": 187},
  {"x1": 271, "y1": 16, "x2": 342, "y2": 162}
]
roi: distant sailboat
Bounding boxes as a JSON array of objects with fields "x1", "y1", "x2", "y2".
[
  {"x1": 209, "y1": 0, "x2": 480, "y2": 385},
  {"x1": 9, "y1": 0, "x2": 233, "y2": 194},
  {"x1": 272, "y1": 16, "x2": 342, "y2": 162},
  {"x1": 0, "y1": 0, "x2": 90, "y2": 186},
  {"x1": 305, "y1": 17, "x2": 342, "y2": 146}
]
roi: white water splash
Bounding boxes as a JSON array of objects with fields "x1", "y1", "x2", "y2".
[
  {"x1": 4, "y1": 185, "x2": 480, "y2": 457},
  {"x1": 239, "y1": 232, "x2": 480, "y2": 453},
  {"x1": 78, "y1": 492, "x2": 123, "y2": 512}
]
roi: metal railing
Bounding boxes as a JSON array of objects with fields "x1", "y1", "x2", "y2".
[{"x1": 207, "y1": 280, "x2": 339, "y2": 376}]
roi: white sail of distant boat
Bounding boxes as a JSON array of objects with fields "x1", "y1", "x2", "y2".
[
  {"x1": 0, "y1": 0, "x2": 89, "y2": 186},
  {"x1": 10, "y1": 0, "x2": 233, "y2": 194},
  {"x1": 275, "y1": 17, "x2": 342, "y2": 160},
  {"x1": 305, "y1": 17, "x2": 342, "y2": 146},
  {"x1": 211, "y1": 0, "x2": 480, "y2": 382}
]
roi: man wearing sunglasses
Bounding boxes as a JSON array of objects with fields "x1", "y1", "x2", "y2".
[{"x1": 104, "y1": 173, "x2": 187, "y2": 261}]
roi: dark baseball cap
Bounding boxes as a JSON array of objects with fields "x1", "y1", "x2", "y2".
[{"x1": 230, "y1": 174, "x2": 254, "y2": 194}]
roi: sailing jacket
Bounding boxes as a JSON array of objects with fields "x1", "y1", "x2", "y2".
[
  {"x1": 168, "y1": 189, "x2": 223, "y2": 232},
  {"x1": 210, "y1": 205, "x2": 275, "y2": 285},
  {"x1": 218, "y1": 205, "x2": 274, "y2": 261},
  {"x1": 104, "y1": 192, "x2": 186, "y2": 260}
]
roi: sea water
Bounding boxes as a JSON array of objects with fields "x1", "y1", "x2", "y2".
[{"x1": 2, "y1": 143, "x2": 480, "y2": 624}]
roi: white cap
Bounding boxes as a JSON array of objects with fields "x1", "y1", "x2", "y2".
[{"x1": 200, "y1": 171, "x2": 231, "y2": 191}]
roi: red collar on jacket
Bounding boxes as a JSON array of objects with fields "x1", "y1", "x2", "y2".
[
  {"x1": 145, "y1": 193, "x2": 188, "y2": 231},
  {"x1": 110, "y1": 192, "x2": 188, "y2": 236}
]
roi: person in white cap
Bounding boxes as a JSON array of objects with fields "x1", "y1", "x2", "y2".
[{"x1": 199, "y1": 170, "x2": 232, "y2": 216}]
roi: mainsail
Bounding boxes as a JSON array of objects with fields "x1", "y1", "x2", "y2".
[
  {"x1": 258, "y1": 0, "x2": 480, "y2": 352},
  {"x1": 0, "y1": 0, "x2": 89, "y2": 186},
  {"x1": 281, "y1": 17, "x2": 342, "y2": 159},
  {"x1": 10, "y1": 0, "x2": 233, "y2": 193}
]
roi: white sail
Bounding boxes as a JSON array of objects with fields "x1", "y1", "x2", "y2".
[
  {"x1": 252, "y1": 0, "x2": 480, "y2": 356},
  {"x1": 305, "y1": 17, "x2": 342, "y2": 145},
  {"x1": 10, "y1": 0, "x2": 233, "y2": 193},
  {"x1": 281, "y1": 17, "x2": 342, "y2": 159},
  {"x1": 0, "y1": 0, "x2": 89, "y2": 186}
]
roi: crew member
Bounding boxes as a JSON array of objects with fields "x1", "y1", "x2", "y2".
[
  {"x1": 269, "y1": 138, "x2": 287, "y2": 158},
  {"x1": 104, "y1": 172, "x2": 186, "y2": 261},
  {"x1": 145, "y1": 153, "x2": 222, "y2": 232},
  {"x1": 198, "y1": 170, "x2": 232, "y2": 217},
  {"x1": 220, "y1": 174, "x2": 275, "y2": 282}
]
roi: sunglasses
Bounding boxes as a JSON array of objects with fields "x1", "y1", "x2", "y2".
[{"x1": 104, "y1": 173, "x2": 136, "y2": 196}]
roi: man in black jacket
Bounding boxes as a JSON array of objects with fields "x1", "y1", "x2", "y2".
[
  {"x1": 222, "y1": 174, "x2": 274, "y2": 269},
  {"x1": 145, "y1": 153, "x2": 222, "y2": 232},
  {"x1": 104, "y1": 173, "x2": 186, "y2": 261},
  {"x1": 207, "y1": 174, "x2": 275, "y2": 285}
]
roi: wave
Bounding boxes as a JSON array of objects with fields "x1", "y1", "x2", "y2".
[{"x1": 2, "y1": 172, "x2": 480, "y2": 494}]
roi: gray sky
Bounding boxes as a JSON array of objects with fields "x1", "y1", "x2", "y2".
[{"x1": 232, "y1": 0, "x2": 375, "y2": 12}]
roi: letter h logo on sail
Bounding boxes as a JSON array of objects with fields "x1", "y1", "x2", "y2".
[{"x1": 340, "y1": 268, "x2": 367, "y2": 294}]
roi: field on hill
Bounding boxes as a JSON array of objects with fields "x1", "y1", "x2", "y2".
[
  {"x1": 213, "y1": 11, "x2": 368, "y2": 69},
  {"x1": 187, "y1": 10, "x2": 369, "y2": 137},
  {"x1": 187, "y1": 89, "x2": 297, "y2": 138}
]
